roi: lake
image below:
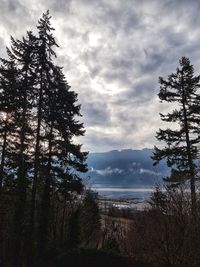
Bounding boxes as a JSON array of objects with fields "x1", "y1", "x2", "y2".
[{"x1": 91, "y1": 187, "x2": 155, "y2": 200}]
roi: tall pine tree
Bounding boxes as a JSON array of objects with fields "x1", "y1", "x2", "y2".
[
  {"x1": 153, "y1": 57, "x2": 200, "y2": 216},
  {"x1": 0, "y1": 11, "x2": 88, "y2": 265},
  {"x1": 30, "y1": 11, "x2": 87, "y2": 262},
  {"x1": 5, "y1": 32, "x2": 37, "y2": 267},
  {"x1": 0, "y1": 59, "x2": 19, "y2": 192}
]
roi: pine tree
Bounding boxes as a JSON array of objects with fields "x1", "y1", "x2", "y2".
[
  {"x1": 31, "y1": 11, "x2": 87, "y2": 259},
  {"x1": 37, "y1": 64, "x2": 87, "y2": 258},
  {"x1": 0, "y1": 59, "x2": 19, "y2": 192},
  {"x1": 30, "y1": 10, "x2": 59, "y2": 238},
  {"x1": 0, "y1": 11, "x2": 88, "y2": 265},
  {"x1": 152, "y1": 57, "x2": 200, "y2": 216},
  {"x1": 0, "y1": 58, "x2": 20, "y2": 265},
  {"x1": 5, "y1": 32, "x2": 37, "y2": 267}
]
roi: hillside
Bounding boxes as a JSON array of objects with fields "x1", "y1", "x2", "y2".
[{"x1": 86, "y1": 148, "x2": 169, "y2": 187}]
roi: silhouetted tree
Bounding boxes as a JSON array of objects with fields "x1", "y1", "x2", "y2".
[
  {"x1": 0, "y1": 11, "x2": 88, "y2": 266},
  {"x1": 0, "y1": 59, "x2": 19, "y2": 192},
  {"x1": 0, "y1": 58, "x2": 20, "y2": 266},
  {"x1": 67, "y1": 208, "x2": 81, "y2": 249},
  {"x1": 4, "y1": 32, "x2": 37, "y2": 267},
  {"x1": 80, "y1": 192, "x2": 101, "y2": 246},
  {"x1": 152, "y1": 57, "x2": 200, "y2": 216},
  {"x1": 33, "y1": 13, "x2": 87, "y2": 259},
  {"x1": 30, "y1": 10, "x2": 58, "y2": 241}
]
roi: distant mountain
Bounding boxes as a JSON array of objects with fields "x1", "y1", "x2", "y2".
[{"x1": 86, "y1": 148, "x2": 169, "y2": 187}]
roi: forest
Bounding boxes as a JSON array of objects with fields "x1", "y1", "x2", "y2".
[{"x1": 1, "y1": 11, "x2": 200, "y2": 267}]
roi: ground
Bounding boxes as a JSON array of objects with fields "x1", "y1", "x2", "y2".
[{"x1": 53, "y1": 249, "x2": 133, "y2": 267}]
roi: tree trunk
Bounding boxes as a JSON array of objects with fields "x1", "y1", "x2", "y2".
[
  {"x1": 13, "y1": 68, "x2": 29, "y2": 267},
  {"x1": 38, "y1": 121, "x2": 53, "y2": 258},
  {"x1": 0, "y1": 118, "x2": 8, "y2": 192},
  {"x1": 181, "y1": 74, "x2": 196, "y2": 217}
]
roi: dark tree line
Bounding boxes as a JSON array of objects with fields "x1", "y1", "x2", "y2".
[{"x1": 0, "y1": 11, "x2": 88, "y2": 267}]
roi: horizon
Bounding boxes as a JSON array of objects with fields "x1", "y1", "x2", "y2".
[{"x1": 88, "y1": 147, "x2": 154, "y2": 154}]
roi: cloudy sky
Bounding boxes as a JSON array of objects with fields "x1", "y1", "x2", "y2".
[{"x1": 1, "y1": 0, "x2": 200, "y2": 152}]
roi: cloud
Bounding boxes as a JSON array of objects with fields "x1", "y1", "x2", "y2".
[
  {"x1": 89, "y1": 164, "x2": 162, "y2": 177},
  {"x1": 90, "y1": 166, "x2": 123, "y2": 176},
  {"x1": 140, "y1": 168, "x2": 161, "y2": 176},
  {"x1": 1, "y1": 0, "x2": 200, "y2": 152}
]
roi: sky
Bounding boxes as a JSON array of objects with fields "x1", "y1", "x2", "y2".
[{"x1": 1, "y1": 0, "x2": 200, "y2": 152}]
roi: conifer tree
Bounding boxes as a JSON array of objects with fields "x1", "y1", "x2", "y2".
[
  {"x1": 153, "y1": 57, "x2": 200, "y2": 216},
  {"x1": 38, "y1": 64, "x2": 87, "y2": 258},
  {"x1": 31, "y1": 11, "x2": 87, "y2": 260},
  {"x1": 5, "y1": 32, "x2": 37, "y2": 267},
  {"x1": 0, "y1": 59, "x2": 19, "y2": 192},
  {"x1": 0, "y1": 58, "x2": 20, "y2": 265},
  {"x1": 30, "y1": 10, "x2": 59, "y2": 236},
  {"x1": 0, "y1": 11, "x2": 88, "y2": 265}
]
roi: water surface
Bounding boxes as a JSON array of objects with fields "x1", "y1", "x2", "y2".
[{"x1": 91, "y1": 187, "x2": 154, "y2": 200}]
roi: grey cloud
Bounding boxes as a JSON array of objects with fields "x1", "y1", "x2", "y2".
[
  {"x1": 141, "y1": 52, "x2": 168, "y2": 74},
  {"x1": 48, "y1": 0, "x2": 72, "y2": 14},
  {"x1": 82, "y1": 101, "x2": 110, "y2": 126},
  {"x1": 0, "y1": 37, "x2": 6, "y2": 57},
  {"x1": 112, "y1": 76, "x2": 156, "y2": 110},
  {"x1": 1, "y1": 0, "x2": 200, "y2": 152},
  {"x1": 0, "y1": 0, "x2": 33, "y2": 35},
  {"x1": 81, "y1": 129, "x2": 125, "y2": 152}
]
